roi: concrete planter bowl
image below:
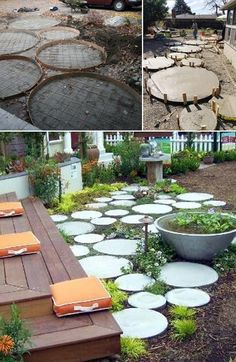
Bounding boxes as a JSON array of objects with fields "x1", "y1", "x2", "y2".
[{"x1": 155, "y1": 212, "x2": 236, "y2": 261}]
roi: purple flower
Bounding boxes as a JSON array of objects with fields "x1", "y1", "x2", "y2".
[{"x1": 208, "y1": 208, "x2": 215, "y2": 214}]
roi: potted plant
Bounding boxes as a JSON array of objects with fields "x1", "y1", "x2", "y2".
[
  {"x1": 155, "y1": 211, "x2": 236, "y2": 261},
  {"x1": 203, "y1": 152, "x2": 214, "y2": 165},
  {"x1": 87, "y1": 144, "x2": 100, "y2": 162}
]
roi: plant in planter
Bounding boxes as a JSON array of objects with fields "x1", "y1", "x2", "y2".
[
  {"x1": 87, "y1": 144, "x2": 100, "y2": 162},
  {"x1": 155, "y1": 211, "x2": 236, "y2": 261},
  {"x1": 203, "y1": 152, "x2": 214, "y2": 165}
]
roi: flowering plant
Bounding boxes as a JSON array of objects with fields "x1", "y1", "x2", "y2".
[{"x1": 0, "y1": 304, "x2": 31, "y2": 362}]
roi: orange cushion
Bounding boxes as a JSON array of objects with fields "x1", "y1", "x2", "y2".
[
  {"x1": 0, "y1": 231, "x2": 41, "y2": 258},
  {"x1": 0, "y1": 202, "x2": 24, "y2": 217},
  {"x1": 50, "y1": 277, "x2": 112, "y2": 317}
]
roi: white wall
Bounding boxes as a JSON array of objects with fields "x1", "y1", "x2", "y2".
[
  {"x1": 224, "y1": 43, "x2": 236, "y2": 71},
  {"x1": 60, "y1": 158, "x2": 82, "y2": 194},
  {"x1": 0, "y1": 173, "x2": 31, "y2": 200}
]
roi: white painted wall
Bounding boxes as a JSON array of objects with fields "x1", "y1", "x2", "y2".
[
  {"x1": 224, "y1": 43, "x2": 236, "y2": 71},
  {"x1": 60, "y1": 158, "x2": 82, "y2": 194},
  {"x1": 0, "y1": 173, "x2": 31, "y2": 200}
]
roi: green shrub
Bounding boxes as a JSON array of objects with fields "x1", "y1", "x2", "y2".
[
  {"x1": 121, "y1": 337, "x2": 148, "y2": 360},
  {"x1": 169, "y1": 305, "x2": 196, "y2": 320},
  {"x1": 171, "y1": 319, "x2": 197, "y2": 341},
  {"x1": 170, "y1": 149, "x2": 200, "y2": 175},
  {"x1": 213, "y1": 244, "x2": 236, "y2": 274},
  {"x1": 82, "y1": 161, "x2": 117, "y2": 187},
  {"x1": 102, "y1": 281, "x2": 128, "y2": 312},
  {"x1": 224, "y1": 150, "x2": 236, "y2": 161},
  {"x1": 59, "y1": 229, "x2": 73, "y2": 245},
  {"x1": 213, "y1": 151, "x2": 226, "y2": 163},
  {"x1": 145, "y1": 280, "x2": 169, "y2": 295},
  {"x1": 155, "y1": 180, "x2": 186, "y2": 195}
]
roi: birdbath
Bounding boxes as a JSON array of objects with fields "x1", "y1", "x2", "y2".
[{"x1": 140, "y1": 154, "x2": 170, "y2": 184}]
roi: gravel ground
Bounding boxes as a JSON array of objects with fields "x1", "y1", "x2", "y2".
[{"x1": 143, "y1": 35, "x2": 236, "y2": 131}]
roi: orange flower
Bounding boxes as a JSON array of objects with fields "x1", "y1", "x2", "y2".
[{"x1": 0, "y1": 335, "x2": 14, "y2": 355}]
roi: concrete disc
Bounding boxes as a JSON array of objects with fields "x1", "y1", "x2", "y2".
[
  {"x1": 115, "y1": 273, "x2": 155, "y2": 291},
  {"x1": 80, "y1": 255, "x2": 131, "y2": 278},
  {"x1": 51, "y1": 214, "x2": 68, "y2": 223},
  {"x1": 71, "y1": 210, "x2": 102, "y2": 220},
  {"x1": 173, "y1": 201, "x2": 202, "y2": 209},
  {"x1": 113, "y1": 308, "x2": 168, "y2": 338},
  {"x1": 122, "y1": 185, "x2": 147, "y2": 192},
  {"x1": 165, "y1": 288, "x2": 210, "y2": 307},
  {"x1": 168, "y1": 52, "x2": 187, "y2": 61},
  {"x1": 70, "y1": 245, "x2": 89, "y2": 257},
  {"x1": 132, "y1": 204, "x2": 172, "y2": 214},
  {"x1": 74, "y1": 233, "x2": 104, "y2": 244},
  {"x1": 143, "y1": 56, "x2": 174, "y2": 70},
  {"x1": 184, "y1": 40, "x2": 206, "y2": 46},
  {"x1": 93, "y1": 238, "x2": 140, "y2": 256},
  {"x1": 159, "y1": 262, "x2": 218, "y2": 287},
  {"x1": 128, "y1": 292, "x2": 166, "y2": 309},
  {"x1": 203, "y1": 200, "x2": 226, "y2": 207},
  {"x1": 105, "y1": 209, "x2": 129, "y2": 217},
  {"x1": 154, "y1": 199, "x2": 176, "y2": 205},
  {"x1": 211, "y1": 95, "x2": 236, "y2": 121},
  {"x1": 9, "y1": 16, "x2": 60, "y2": 30},
  {"x1": 170, "y1": 45, "x2": 202, "y2": 53},
  {"x1": 112, "y1": 194, "x2": 135, "y2": 200},
  {"x1": 39, "y1": 26, "x2": 80, "y2": 41},
  {"x1": 110, "y1": 191, "x2": 128, "y2": 195},
  {"x1": 179, "y1": 105, "x2": 217, "y2": 130},
  {"x1": 110, "y1": 200, "x2": 136, "y2": 207},
  {"x1": 94, "y1": 197, "x2": 113, "y2": 203},
  {"x1": 91, "y1": 217, "x2": 117, "y2": 226},
  {"x1": 181, "y1": 58, "x2": 204, "y2": 67},
  {"x1": 177, "y1": 192, "x2": 213, "y2": 202},
  {"x1": 120, "y1": 214, "x2": 146, "y2": 224},
  {"x1": 157, "y1": 194, "x2": 172, "y2": 200},
  {"x1": 57, "y1": 221, "x2": 95, "y2": 236},
  {"x1": 142, "y1": 224, "x2": 159, "y2": 233},
  {"x1": 86, "y1": 203, "x2": 108, "y2": 209}
]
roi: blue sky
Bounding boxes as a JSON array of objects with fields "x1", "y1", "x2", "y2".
[{"x1": 167, "y1": 0, "x2": 214, "y2": 14}]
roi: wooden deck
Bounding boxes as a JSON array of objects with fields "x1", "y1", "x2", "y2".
[{"x1": 0, "y1": 192, "x2": 121, "y2": 362}]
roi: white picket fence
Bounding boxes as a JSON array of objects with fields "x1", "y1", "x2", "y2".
[{"x1": 105, "y1": 133, "x2": 125, "y2": 146}]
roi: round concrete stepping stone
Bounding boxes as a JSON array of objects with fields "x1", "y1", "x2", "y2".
[
  {"x1": 157, "y1": 194, "x2": 172, "y2": 200},
  {"x1": 58, "y1": 221, "x2": 95, "y2": 236},
  {"x1": 9, "y1": 16, "x2": 60, "y2": 30},
  {"x1": 110, "y1": 191, "x2": 128, "y2": 195},
  {"x1": 80, "y1": 255, "x2": 131, "y2": 278},
  {"x1": 71, "y1": 210, "x2": 102, "y2": 220},
  {"x1": 115, "y1": 273, "x2": 154, "y2": 291},
  {"x1": 110, "y1": 200, "x2": 136, "y2": 207},
  {"x1": 168, "y1": 52, "x2": 187, "y2": 61},
  {"x1": 143, "y1": 56, "x2": 175, "y2": 70},
  {"x1": 177, "y1": 192, "x2": 213, "y2": 202},
  {"x1": 70, "y1": 245, "x2": 89, "y2": 257},
  {"x1": 203, "y1": 200, "x2": 226, "y2": 207},
  {"x1": 105, "y1": 209, "x2": 129, "y2": 217},
  {"x1": 91, "y1": 217, "x2": 117, "y2": 226},
  {"x1": 170, "y1": 45, "x2": 202, "y2": 53},
  {"x1": 112, "y1": 194, "x2": 135, "y2": 200},
  {"x1": 165, "y1": 288, "x2": 210, "y2": 307},
  {"x1": 94, "y1": 197, "x2": 113, "y2": 203},
  {"x1": 86, "y1": 202, "x2": 108, "y2": 209},
  {"x1": 181, "y1": 57, "x2": 204, "y2": 67},
  {"x1": 93, "y1": 238, "x2": 139, "y2": 256},
  {"x1": 179, "y1": 105, "x2": 217, "y2": 131},
  {"x1": 142, "y1": 224, "x2": 159, "y2": 233},
  {"x1": 132, "y1": 204, "x2": 172, "y2": 215},
  {"x1": 51, "y1": 214, "x2": 68, "y2": 223},
  {"x1": 122, "y1": 185, "x2": 149, "y2": 192},
  {"x1": 113, "y1": 308, "x2": 168, "y2": 338},
  {"x1": 128, "y1": 292, "x2": 166, "y2": 309},
  {"x1": 232, "y1": 236, "x2": 236, "y2": 245},
  {"x1": 154, "y1": 199, "x2": 176, "y2": 205},
  {"x1": 159, "y1": 262, "x2": 218, "y2": 287},
  {"x1": 184, "y1": 39, "x2": 206, "y2": 46},
  {"x1": 173, "y1": 201, "x2": 202, "y2": 209},
  {"x1": 120, "y1": 214, "x2": 146, "y2": 225},
  {"x1": 39, "y1": 26, "x2": 80, "y2": 41},
  {"x1": 74, "y1": 233, "x2": 104, "y2": 244}
]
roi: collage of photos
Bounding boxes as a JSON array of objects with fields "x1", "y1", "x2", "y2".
[{"x1": 0, "y1": 1, "x2": 236, "y2": 362}]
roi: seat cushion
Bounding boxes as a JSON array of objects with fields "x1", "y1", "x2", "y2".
[
  {"x1": 0, "y1": 231, "x2": 41, "y2": 258},
  {"x1": 0, "y1": 202, "x2": 24, "y2": 217},
  {"x1": 50, "y1": 277, "x2": 112, "y2": 317}
]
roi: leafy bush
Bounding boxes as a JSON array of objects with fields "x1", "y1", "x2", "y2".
[
  {"x1": 171, "y1": 319, "x2": 197, "y2": 341},
  {"x1": 82, "y1": 161, "x2": 117, "y2": 187},
  {"x1": 213, "y1": 244, "x2": 236, "y2": 274},
  {"x1": 213, "y1": 151, "x2": 226, "y2": 163},
  {"x1": 59, "y1": 229, "x2": 73, "y2": 245},
  {"x1": 121, "y1": 337, "x2": 148, "y2": 360},
  {"x1": 155, "y1": 180, "x2": 186, "y2": 195},
  {"x1": 102, "y1": 280, "x2": 128, "y2": 312},
  {"x1": 223, "y1": 150, "x2": 236, "y2": 162},
  {"x1": 104, "y1": 222, "x2": 142, "y2": 239},
  {"x1": 169, "y1": 305, "x2": 196, "y2": 320},
  {"x1": 0, "y1": 304, "x2": 31, "y2": 362},
  {"x1": 145, "y1": 280, "x2": 169, "y2": 295}
]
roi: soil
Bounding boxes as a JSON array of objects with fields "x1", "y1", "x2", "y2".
[{"x1": 143, "y1": 33, "x2": 236, "y2": 131}]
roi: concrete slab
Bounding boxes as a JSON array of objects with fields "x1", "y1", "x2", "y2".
[
  {"x1": 0, "y1": 108, "x2": 38, "y2": 130},
  {"x1": 179, "y1": 105, "x2": 217, "y2": 130}
]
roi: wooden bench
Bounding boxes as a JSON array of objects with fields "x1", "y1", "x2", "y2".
[{"x1": 0, "y1": 192, "x2": 121, "y2": 362}]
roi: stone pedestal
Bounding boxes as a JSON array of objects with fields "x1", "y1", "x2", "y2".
[{"x1": 140, "y1": 155, "x2": 170, "y2": 184}]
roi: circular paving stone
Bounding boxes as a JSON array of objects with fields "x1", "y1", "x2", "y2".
[
  {"x1": 177, "y1": 192, "x2": 214, "y2": 202},
  {"x1": 157, "y1": 194, "x2": 172, "y2": 200},
  {"x1": 105, "y1": 209, "x2": 129, "y2": 217},
  {"x1": 112, "y1": 194, "x2": 135, "y2": 200},
  {"x1": 110, "y1": 200, "x2": 136, "y2": 207},
  {"x1": 170, "y1": 45, "x2": 202, "y2": 53},
  {"x1": 184, "y1": 39, "x2": 206, "y2": 46},
  {"x1": 159, "y1": 262, "x2": 218, "y2": 287},
  {"x1": 142, "y1": 224, "x2": 159, "y2": 233},
  {"x1": 143, "y1": 56, "x2": 175, "y2": 70},
  {"x1": 128, "y1": 292, "x2": 166, "y2": 309},
  {"x1": 203, "y1": 200, "x2": 226, "y2": 207},
  {"x1": 51, "y1": 214, "x2": 68, "y2": 223},
  {"x1": 39, "y1": 26, "x2": 80, "y2": 41},
  {"x1": 80, "y1": 255, "x2": 131, "y2": 278},
  {"x1": 57, "y1": 221, "x2": 95, "y2": 236},
  {"x1": 168, "y1": 52, "x2": 187, "y2": 61},
  {"x1": 165, "y1": 288, "x2": 210, "y2": 307},
  {"x1": 71, "y1": 210, "x2": 102, "y2": 220},
  {"x1": 70, "y1": 245, "x2": 89, "y2": 257},
  {"x1": 132, "y1": 204, "x2": 172, "y2": 215},
  {"x1": 74, "y1": 233, "x2": 104, "y2": 244},
  {"x1": 0, "y1": 30, "x2": 39, "y2": 56},
  {"x1": 110, "y1": 191, "x2": 128, "y2": 195},
  {"x1": 173, "y1": 201, "x2": 202, "y2": 209},
  {"x1": 86, "y1": 203, "x2": 108, "y2": 209},
  {"x1": 179, "y1": 105, "x2": 217, "y2": 131},
  {"x1": 154, "y1": 199, "x2": 176, "y2": 205},
  {"x1": 9, "y1": 16, "x2": 60, "y2": 30},
  {"x1": 115, "y1": 273, "x2": 154, "y2": 291},
  {"x1": 113, "y1": 308, "x2": 168, "y2": 338},
  {"x1": 91, "y1": 217, "x2": 117, "y2": 226},
  {"x1": 181, "y1": 57, "x2": 204, "y2": 67},
  {"x1": 94, "y1": 197, "x2": 113, "y2": 203},
  {"x1": 120, "y1": 214, "x2": 146, "y2": 225},
  {"x1": 122, "y1": 185, "x2": 149, "y2": 192},
  {"x1": 93, "y1": 238, "x2": 140, "y2": 256}
]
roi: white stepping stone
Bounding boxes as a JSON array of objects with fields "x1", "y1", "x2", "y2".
[
  {"x1": 120, "y1": 214, "x2": 146, "y2": 224},
  {"x1": 74, "y1": 233, "x2": 104, "y2": 244},
  {"x1": 110, "y1": 200, "x2": 136, "y2": 207},
  {"x1": 177, "y1": 192, "x2": 213, "y2": 202},
  {"x1": 165, "y1": 288, "x2": 210, "y2": 307},
  {"x1": 105, "y1": 209, "x2": 129, "y2": 217},
  {"x1": 113, "y1": 308, "x2": 168, "y2": 338},
  {"x1": 132, "y1": 204, "x2": 172, "y2": 214},
  {"x1": 173, "y1": 201, "x2": 202, "y2": 209},
  {"x1": 122, "y1": 185, "x2": 145, "y2": 192},
  {"x1": 71, "y1": 210, "x2": 102, "y2": 220},
  {"x1": 154, "y1": 199, "x2": 176, "y2": 205},
  {"x1": 110, "y1": 191, "x2": 128, "y2": 195},
  {"x1": 128, "y1": 292, "x2": 166, "y2": 309},
  {"x1": 86, "y1": 202, "x2": 107, "y2": 209},
  {"x1": 115, "y1": 273, "x2": 154, "y2": 291},
  {"x1": 157, "y1": 194, "x2": 172, "y2": 200},
  {"x1": 80, "y1": 255, "x2": 131, "y2": 278},
  {"x1": 232, "y1": 236, "x2": 236, "y2": 245},
  {"x1": 70, "y1": 245, "x2": 89, "y2": 257},
  {"x1": 91, "y1": 217, "x2": 117, "y2": 226},
  {"x1": 112, "y1": 194, "x2": 135, "y2": 200},
  {"x1": 94, "y1": 197, "x2": 113, "y2": 202},
  {"x1": 142, "y1": 224, "x2": 159, "y2": 233},
  {"x1": 57, "y1": 221, "x2": 95, "y2": 236},
  {"x1": 51, "y1": 214, "x2": 68, "y2": 223},
  {"x1": 159, "y1": 262, "x2": 218, "y2": 287},
  {"x1": 203, "y1": 200, "x2": 226, "y2": 207},
  {"x1": 93, "y1": 238, "x2": 140, "y2": 256}
]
